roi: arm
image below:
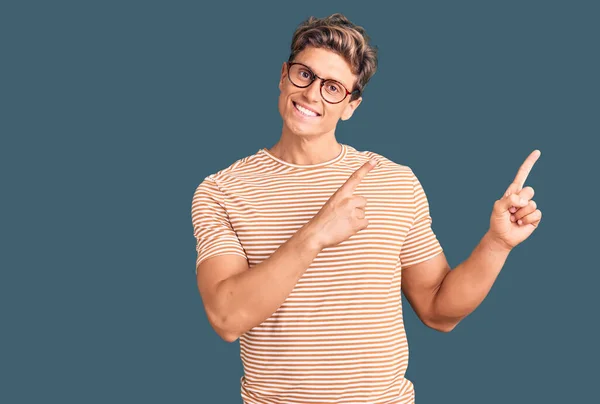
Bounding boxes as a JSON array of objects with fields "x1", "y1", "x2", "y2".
[
  {"x1": 197, "y1": 222, "x2": 322, "y2": 342},
  {"x1": 402, "y1": 150, "x2": 542, "y2": 332},
  {"x1": 196, "y1": 159, "x2": 378, "y2": 343},
  {"x1": 402, "y1": 231, "x2": 511, "y2": 332},
  {"x1": 193, "y1": 175, "x2": 324, "y2": 343}
]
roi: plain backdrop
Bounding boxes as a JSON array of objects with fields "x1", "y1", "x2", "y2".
[{"x1": 2, "y1": 1, "x2": 598, "y2": 403}]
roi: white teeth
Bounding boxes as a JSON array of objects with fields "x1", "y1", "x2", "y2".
[{"x1": 295, "y1": 102, "x2": 318, "y2": 117}]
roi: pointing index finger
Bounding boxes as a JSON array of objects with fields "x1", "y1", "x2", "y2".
[
  {"x1": 512, "y1": 149, "x2": 541, "y2": 191},
  {"x1": 339, "y1": 158, "x2": 377, "y2": 194}
]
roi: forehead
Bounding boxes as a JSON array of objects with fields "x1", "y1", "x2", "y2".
[{"x1": 293, "y1": 47, "x2": 356, "y2": 89}]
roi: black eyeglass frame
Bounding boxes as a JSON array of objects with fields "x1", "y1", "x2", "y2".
[{"x1": 286, "y1": 61, "x2": 361, "y2": 104}]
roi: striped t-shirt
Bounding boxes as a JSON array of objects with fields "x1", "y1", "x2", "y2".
[{"x1": 191, "y1": 143, "x2": 443, "y2": 404}]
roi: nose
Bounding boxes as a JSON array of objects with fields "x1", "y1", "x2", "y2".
[{"x1": 303, "y1": 79, "x2": 322, "y2": 103}]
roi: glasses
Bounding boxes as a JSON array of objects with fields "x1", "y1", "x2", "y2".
[{"x1": 286, "y1": 62, "x2": 359, "y2": 104}]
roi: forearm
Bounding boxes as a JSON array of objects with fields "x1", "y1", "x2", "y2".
[
  {"x1": 216, "y1": 223, "x2": 322, "y2": 341},
  {"x1": 431, "y1": 231, "x2": 512, "y2": 330}
]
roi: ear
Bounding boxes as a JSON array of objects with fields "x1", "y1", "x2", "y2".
[
  {"x1": 341, "y1": 96, "x2": 362, "y2": 121},
  {"x1": 279, "y1": 62, "x2": 287, "y2": 91}
]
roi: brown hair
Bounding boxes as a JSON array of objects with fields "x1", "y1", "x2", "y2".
[{"x1": 288, "y1": 13, "x2": 378, "y2": 101}]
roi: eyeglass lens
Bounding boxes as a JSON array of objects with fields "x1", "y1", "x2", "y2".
[{"x1": 288, "y1": 64, "x2": 347, "y2": 103}]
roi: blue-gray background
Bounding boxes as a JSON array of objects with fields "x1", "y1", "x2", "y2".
[{"x1": 2, "y1": 1, "x2": 598, "y2": 403}]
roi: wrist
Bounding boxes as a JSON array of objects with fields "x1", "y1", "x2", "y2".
[
  {"x1": 298, "y1": 222, "x2": 324, "y2": 253},
  {"x1": 483, "y1": 231, "x2": 513, "y2": 254}
]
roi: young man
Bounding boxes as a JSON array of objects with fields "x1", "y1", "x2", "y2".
[{"x1": 191, "y1": 13, "x2": 542, "y2": 404}]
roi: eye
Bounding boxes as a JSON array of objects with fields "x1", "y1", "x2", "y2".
[
  {"x1": 298, "y1": 69, "x2": 312, "y2": 80},
  {"x1": 326, "y1": 82, "x2": 342, "y2": 93}
]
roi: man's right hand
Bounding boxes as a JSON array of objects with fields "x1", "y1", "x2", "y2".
[{"x1": 308, "y1": 158, "x2": 378, "y2": 250}]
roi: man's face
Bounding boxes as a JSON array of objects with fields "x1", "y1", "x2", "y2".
[{"x1": 278, "y1": 46, "x2": 362, "y2": 138}]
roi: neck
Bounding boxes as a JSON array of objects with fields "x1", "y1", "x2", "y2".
[{"x1": 268, "y1": 127, "x2": 341, "y2": 165}]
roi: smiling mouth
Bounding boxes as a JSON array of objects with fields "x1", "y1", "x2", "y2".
[{"x1": 293, "y1": 101, "x2": 321, "y2": 117}]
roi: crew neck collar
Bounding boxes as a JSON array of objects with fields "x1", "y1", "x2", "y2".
[{"x1": 259, "y1": 143, "x2": 347, "y2": 168}]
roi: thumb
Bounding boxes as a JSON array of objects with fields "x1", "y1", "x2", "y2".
[{"x1": 496, "y1": 192, "x2": 529, "y2": 214}]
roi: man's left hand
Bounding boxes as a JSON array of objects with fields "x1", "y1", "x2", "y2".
[{"x1": 488, "y1": 149, "x2": 543, "y2": 251}]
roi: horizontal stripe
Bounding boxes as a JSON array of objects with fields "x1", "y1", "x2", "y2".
[{"x1": 192, "y1": 143, "x2": 443, "y2": 404}]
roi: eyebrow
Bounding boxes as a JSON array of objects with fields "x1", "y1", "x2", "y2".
[{"x1": 296, "y1": 61, "x2": 353, "y2": 92}]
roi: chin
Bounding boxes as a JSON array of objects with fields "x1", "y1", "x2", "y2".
[
  {"x1": 289, "y1": 122, "x2": 330, "y2": 138},
  {"x1": 283, "y1": 119, "x2": 314, "y2": 136}
]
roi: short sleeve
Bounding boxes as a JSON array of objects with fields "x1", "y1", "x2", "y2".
[
  {"x1": 191, "y1": 175, "x2": 248, "y2": 274},
  {"x1": 400, "y1": 169, "x2": 443, "y2": 268}
]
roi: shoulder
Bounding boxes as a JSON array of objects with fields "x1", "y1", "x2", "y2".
[
  {"x1": 345, "y1": 144, "x2": 415, "y2": 177},
  {"x1": 196, "y1": 148, "x2": 269, "y2": 190}
]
